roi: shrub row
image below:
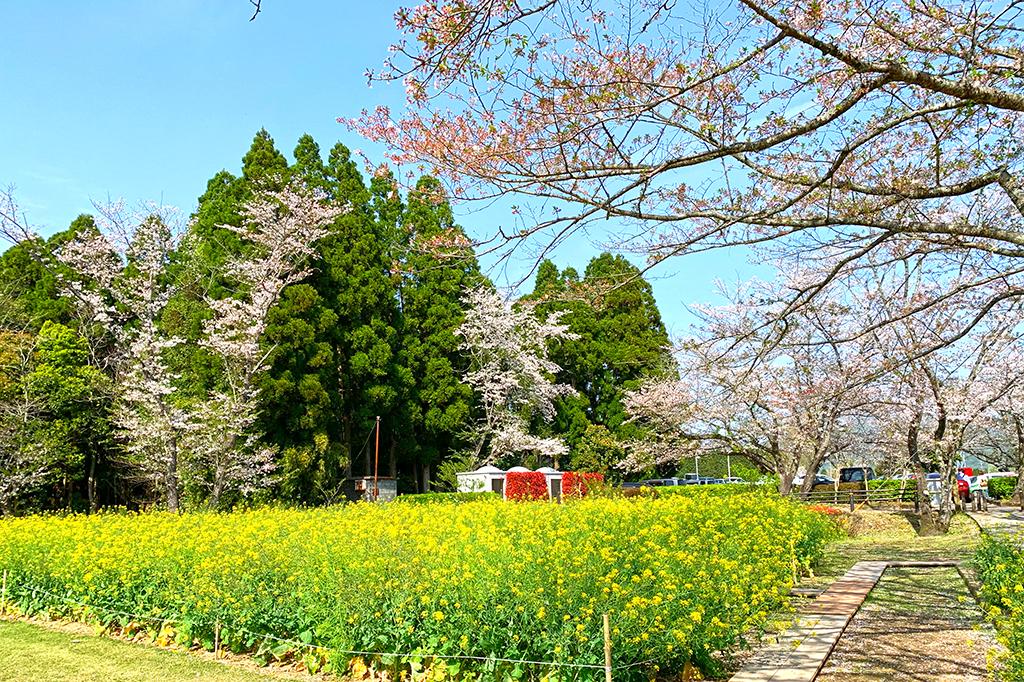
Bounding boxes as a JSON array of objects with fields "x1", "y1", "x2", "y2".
[
  {"x1": 505, "y1": 471, "x2": 548, "y2": 501},
  {"x1": 0, "y1": 492, "x2": 839, "y2": 680},
  {"x1": 395, "y1": 492, "x2": 500, "y2": 505}
]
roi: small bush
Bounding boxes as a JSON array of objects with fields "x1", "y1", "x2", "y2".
[
  {"x1": 989, "y1": 477, "x2": 1018, "y2": 500},
  {"x1": 975, "y1": 536, "x2": 1024, "y2": 676}
]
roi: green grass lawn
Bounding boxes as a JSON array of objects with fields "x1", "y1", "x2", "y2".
[
  {"x1": 805, "y1": 510, "x2": 980, "y2": 589},
  {"x1": 0, "y1": 619, "x2": 292, "y2": 682}
]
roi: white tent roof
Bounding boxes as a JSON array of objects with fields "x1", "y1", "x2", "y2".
[
  {"x1": 473, "y1": 465, "x2": 506, "y2": 474},
  {"x1": 535, "y1": 466, "x2": 560, "y2": 474},
  {"x1": 506, "y1": 466, "x2": 532, "y2": 473}
]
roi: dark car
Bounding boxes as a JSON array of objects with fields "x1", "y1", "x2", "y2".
[{"x1": 838, "y1": 467, "x2": 876, "y2": 484}]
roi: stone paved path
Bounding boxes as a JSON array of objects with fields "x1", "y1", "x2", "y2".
[
  {"x1": 815, "y1": 566, "x2": 995, "y2": 682},
  {"x1": 969, "y1": 506, "x2": 1024, "y2": 542},
  {"x1": 729, "y1": 562, "x2": 887, "y2": 682}
]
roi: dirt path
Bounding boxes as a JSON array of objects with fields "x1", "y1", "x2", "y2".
[{"x1": 815, "y1": 567, "x2": 996, "y2": 682}]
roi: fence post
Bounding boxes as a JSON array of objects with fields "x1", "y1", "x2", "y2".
[
  {"x1": 214, "y1": 618, "x2": 221, "y2": 658},
  {"x1": 848, "y1": 493, "x2": 855, "y2": 512},
  {"x1": 603, "y1": 613, "x2": 613, "y2": 682},
  {"x1": 1, "y1": 569, "x2": 6, "y2": 615}
]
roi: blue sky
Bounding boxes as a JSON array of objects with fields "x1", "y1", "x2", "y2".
[{"x1": 1, "y1": 1, "x2": 757, "y2": 337}]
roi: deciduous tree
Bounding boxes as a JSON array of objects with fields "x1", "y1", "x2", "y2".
[{"x1": 357, "y1": 0, "x2": 1024, "y2": 348}]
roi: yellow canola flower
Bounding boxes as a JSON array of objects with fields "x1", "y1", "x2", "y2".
[{"x1": 0, "y1": 489, "x2": 838, "y2": 679}]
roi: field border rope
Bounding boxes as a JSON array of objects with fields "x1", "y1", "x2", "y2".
[{"x1": 0, "y1": 569, "x2": 662, "y2": 680}]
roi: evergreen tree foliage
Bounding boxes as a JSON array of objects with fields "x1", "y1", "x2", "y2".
[
  {"x1": 26, "y1": 322, "x2": 111, "y2": 510},
  {"x1": 0, "y1": 128, "x2": 680, "y2": 510},
  {"x1": 526, "y1": 253, "x2": 675, "y2": 463},
  {"x1": 398, "y1": 177, "x2": 484, "y2": 486},
  {"x1": 0, "y1": 216, "x2": 94, "y2": 331}
]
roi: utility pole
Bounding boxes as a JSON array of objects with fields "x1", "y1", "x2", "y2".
[{"x1": 373, "y1": 416, "x2": 380, "y2": 501}]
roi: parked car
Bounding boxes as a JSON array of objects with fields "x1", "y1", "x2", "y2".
[
  {"x1": 640, "y1": 477, "x2": 682, "y2": 487},
  {"x1": 838, "y1": 467, "x2": 876, "y2": 484},
  {"x1": 723, "y1": 477, "x2": 745, "y2": 484}
]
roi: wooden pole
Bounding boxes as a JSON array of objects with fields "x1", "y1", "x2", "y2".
[
  {"x1": 373, "y1": 416, "x2": 380, "y2": 501},
  {"x1": 214, "y1": 618, "x2": 221, "y2": 658},
  {"x1": 1, "y1": 569, "x2": 7, "y2": 615},
  {"x1": 603, "y1": 613, "x2": 613, "y2": 682}
]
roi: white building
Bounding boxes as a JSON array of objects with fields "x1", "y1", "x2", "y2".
[
  {"x1": 456, "y1": 465, "x2": 507, "y2": 494},
  {"x1": 455, "y1": 465, "x2": 564, "y2": 499}
]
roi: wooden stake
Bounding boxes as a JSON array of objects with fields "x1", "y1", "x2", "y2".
[
  {"x1": 373, "y1": 416, "x2": 381, "y2": 501},
  {"x1": 603, "y1": 613, "x2": 613, "y2": 682},
  {"x1": 1, "y1": 569, "x2": 7, "y2": 615},
  {"x1": 214, "y1": 619, "x2": 221, "y2": 658}
]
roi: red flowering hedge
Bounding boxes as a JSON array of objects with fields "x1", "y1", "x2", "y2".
[
  {"x1": 505, "y1": 471, "x2": 548, "y2": 501},
  {"x1": 563, "y1": 472, "x2": 604, "y2": 499}
]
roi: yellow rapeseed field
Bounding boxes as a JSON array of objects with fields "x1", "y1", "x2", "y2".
[{"x1": 0, "y1": 490, "x2": 837, "y2": 680}]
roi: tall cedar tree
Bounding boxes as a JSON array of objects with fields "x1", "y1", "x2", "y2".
[
  {"x1": 322, "y1": 150, "x2": 411, "y2": 482},
  {"x1": 526, "y1": 254, "x2": 674, "y2": 465},
  {"x1": 398, "y1": 177, "x2": 483, "y2": 489},
  {"x1": 259, "y1": 135, "x2": 344, "y2": 502}
]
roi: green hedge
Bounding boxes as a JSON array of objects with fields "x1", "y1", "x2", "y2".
[
  {"x1": 394, "y1": 492, "x2": 500, "y2": 505},
  {"x1": 989, "y1": 477, "x2": 1018, "y2": 500},
  {"x1": 654, "y1": 483, "x2": 772, "y2": 498}
]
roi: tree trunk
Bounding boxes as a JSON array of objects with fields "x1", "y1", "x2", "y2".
[
  {"x1": 343, "y1": 416, "x2": 353, "y2": 478},
  {"x1": 389, "y1": 431, "x2": 397, "y2": 478},
  {"x1": 1013, "y1": 417, "x2": 1024, "y2": 504},
  {"x1": 210, "y1": 461, "x2": 225, "y2": 510},
  {"x1": 166, "y1": 460, "x2": 180, "y2": 513},
  {"x1": 778, "y1": 469, "x2": 796, "y2": 496},
  {"x1": 910, "y1": 431, "x2": 937, "y2": 534},
  {"x1": 87, "y1": 452, "x2": 97, "y2": 514}
]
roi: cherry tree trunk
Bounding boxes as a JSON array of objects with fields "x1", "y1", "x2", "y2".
[
  {"x1": 777, "y1": 470, "x2": 796, "y2": 496},
  {"x1": 165, "y1": 462, "x2": 180, "y2": 514}
]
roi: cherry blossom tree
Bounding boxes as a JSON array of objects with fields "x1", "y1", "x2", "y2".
[
  {"x1": 870, "y1": 294, "x2": 1024, "y2": 532},
  {"x1": 624, "y1": 286, "x2": 874, "y2": 493},
  {"x1": 456, "y1": 286, "x2": 576, "y2": 464},
  {"x1": 56, "y1": 203, "x2": 188, "y2": 510},
  {"x1": 356, "y1": 0, "x2": 1024, "y2": 344},
  {"x1": 184, "y1": 188, "x2": 340, "y2": 507},
  {"x1": 52, "y1": 186, "x2": 340, "y2": 511}
]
